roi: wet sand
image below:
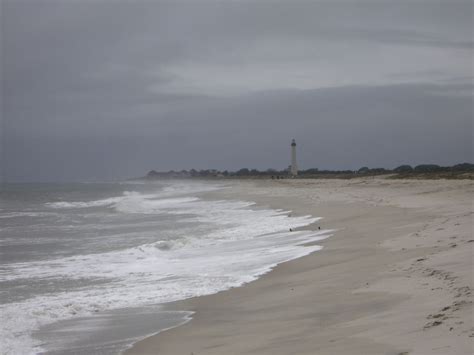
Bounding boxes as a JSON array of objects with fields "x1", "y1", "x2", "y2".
[{"x1": 127, "y1": 178, "x2": 473, "y2": 355}]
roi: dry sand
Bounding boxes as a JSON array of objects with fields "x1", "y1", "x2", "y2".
[{"x1": 127, "y1": 178, "x2": 473, "y2": 355}]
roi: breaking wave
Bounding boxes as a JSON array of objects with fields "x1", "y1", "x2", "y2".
[{"x1": 1, "y1": 182, "x2": 331, "y2": 354}]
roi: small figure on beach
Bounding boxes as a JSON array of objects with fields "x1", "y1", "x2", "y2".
[
  {"x1": 318, "y1": 226, "x2": 321, "y2": 230},
  {"x1": 289, "y1": 228, "x2": 293, "y2": 232}
]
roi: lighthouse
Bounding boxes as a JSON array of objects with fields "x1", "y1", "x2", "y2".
[{"x1": 290, "y1": 139, "x2": 298, "y2": 176}]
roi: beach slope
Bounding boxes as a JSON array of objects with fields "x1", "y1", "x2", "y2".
[{"x1": 127, "y1": 178, "x2": 473, "y2": 355}]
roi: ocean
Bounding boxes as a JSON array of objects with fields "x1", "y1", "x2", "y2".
[{"x1": 0, "y1": 181, "x2": 330, "y2": 354}]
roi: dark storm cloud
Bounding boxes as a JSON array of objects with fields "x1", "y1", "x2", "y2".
[
  {"x1": 5, "y1": 83, "x2": 472, "y2": 181},
  {"x1": 1, "y1": 0, "x2": 472, "y2": 181}
]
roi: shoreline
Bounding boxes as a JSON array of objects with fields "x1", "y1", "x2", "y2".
[{"x1": 126, "y1": 178, "x2": 473, "y2": 354}]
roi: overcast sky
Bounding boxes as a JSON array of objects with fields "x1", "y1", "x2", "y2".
[{"x1": 2, "y1": 0, "x2": 473, "y2": 182}]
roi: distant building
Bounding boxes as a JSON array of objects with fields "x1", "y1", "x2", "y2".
[{"x1": 290, "y1": 139, "x2": 298, "y2": 176}]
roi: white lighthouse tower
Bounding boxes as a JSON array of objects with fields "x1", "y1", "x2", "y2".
[{"x1": 290, "y1": 139, "x2": 298, "y2": 176}]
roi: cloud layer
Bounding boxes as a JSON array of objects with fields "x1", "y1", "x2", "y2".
[{"x1": 2, "y1": 0, "x2": 473, "y2": 181}]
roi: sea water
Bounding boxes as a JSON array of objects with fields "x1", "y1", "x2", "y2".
[{"x1": 0, "y1": 181, "x2": 330, "y2": 354}]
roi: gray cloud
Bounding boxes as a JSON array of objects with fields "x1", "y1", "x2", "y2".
[{"x1": 2, "y1": 0, "x2": 472, "y2": 182}]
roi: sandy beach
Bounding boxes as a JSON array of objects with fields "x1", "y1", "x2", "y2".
[{"x1": 127, "y1": 177, "x2": 473, "y2": 355}]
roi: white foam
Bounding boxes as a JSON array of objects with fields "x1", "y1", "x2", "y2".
[
  {"x1": 44, "y1": 181, "x2": 222, "y2": 211},
  {"x1": 2, "y1": 185, "x2": 331, "y2": 354},
  {"x1": 114, "y1": 196, "x2": 200, "y2": 214},
  {"x1": 46, "y1": 197, "x2": 123, "y2": 209}
]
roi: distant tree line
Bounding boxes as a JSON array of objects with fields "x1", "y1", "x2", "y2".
[
  {"x1": 393, "y1": 163, "x2": 474, "y2": 173},
  {"x1": 144, "y1": 163, "x2": 474, "y2": 180}
]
